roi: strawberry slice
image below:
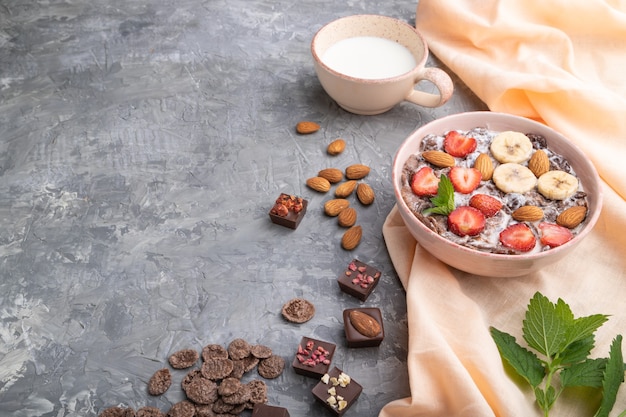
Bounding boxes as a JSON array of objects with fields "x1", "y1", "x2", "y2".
[
  {"x1": 444, "y1": 131, "x2": 477, "y2": 157},
  {"x1": 499, "y1": 223, "x2": 536, "y2": 252},
  {"x1": 410, "y1": 166, "x2": 440, "y2": 196},
  {"x1": 447, "y1": 206, "x2": 485, "y2": 237},
  {"x1": 469, "y1": 194, "x2": 503, "y2": 217},
  {"x1": 538, "y1": 222, "x2": 574, "y2": 247},
  {"x1": 449, "y1": 166, "x2": 482, "y2": 194}
]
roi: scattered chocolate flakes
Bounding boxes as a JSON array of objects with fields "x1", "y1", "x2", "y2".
[
  {"x1": 218, "y1": 377, "x2": 242, "y2": 397},
  {"x1": 246, "y1": 379, "x2": 268, "y2": 404},
  {"x1": 201, "y1": 344, "x2": 229, "y2": 361},
  {"x1": 183, "y1": 377, "x2": 219, "y2": 405},
  {"x1": 168, "y1": 349, "x2": 199, "y2": 369},
  {"x1": 281, "y1": 298, "x2": 315, "y2": 323},
  {"x1": 147, "y1": 368, "x2": 172, "y2": 396},
  {"x1": 227, "y1": 338, "x2": 251, "y2": 360},
  {"x1": 257, "y1": 354, "x2": 285, "y2": 379},
  {"x1": 136, "y1": 407, "x2": 164, "y2": 417},
  {"x1": 166, "y1": 401, "x2": 196, "y2": 417},
  {"x1": 99, "y1": 407, "x2": 136, "y2": 417},
  {"x1": 201, "y1": 357, "x2": 235, "y2": 381},
  {"x1": 250, "y1": 344, "x2": 272, "y2": 359}
]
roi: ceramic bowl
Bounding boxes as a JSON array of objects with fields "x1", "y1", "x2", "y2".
[{"x1": 392, "y1": 111, "x2": 603, "y2": 277}]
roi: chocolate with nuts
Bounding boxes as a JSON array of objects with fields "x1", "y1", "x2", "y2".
[
  {"x1": 343, "y1": 308, "x2": 384, "y2": 348},
  {"x1": 311, "y1": 367, "x2": 362, "y2": 416},
  {"x1": 337, "y1": 259, "x2": 381, "y2": 302},
  {"x1": 292, "y1": 337, "x2": 335, "y2": 379}
]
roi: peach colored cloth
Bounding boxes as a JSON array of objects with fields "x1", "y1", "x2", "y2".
[{"x1": 380, "y1": 1, "x2": 626, "y2": 416}]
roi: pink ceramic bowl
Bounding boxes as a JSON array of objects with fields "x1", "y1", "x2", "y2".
[{"x1": 392, "y1": 111, "x2": 603, "y2": 277}]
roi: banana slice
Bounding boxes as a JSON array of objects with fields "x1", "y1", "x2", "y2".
[
  {"x1": 537, "y1": 170, "x2": 579, "y2": 200},
  {"x1": 492, "y1": 163, "x2": 537, "y2": 194},
  {"x1": 490, "y1": 131, "x2": 533, "y2": 164}
]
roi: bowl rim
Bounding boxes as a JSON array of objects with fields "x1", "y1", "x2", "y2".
[{"x1": 392, "y1": 111, "x2": 604, "y2": 261}]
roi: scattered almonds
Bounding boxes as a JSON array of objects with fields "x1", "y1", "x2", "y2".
[
  {"x1": 318, "y1": 168, "x2": 343, "y2": 184},
  {"x1": 356, "y1": 183, "x2": 375, "y2": 205},
  {"x1": 327, "y1": 138, "x2": 346, "y2": 155},
  {"x1": 296, "y1": 121, "x2": 320, "y2": 134},
  {"x1": 337, "y1": 207, "x2": 357, "y2": 227},
  {"x1": 335, "y1": 180, "x2": 358, "y2": 198},
  {"x1": 324, "y1": 199, "x2": 350, "y2": 217},
  {"x1": 345, "y1": 164, "x2": 370, "y2": 180},
  {"x1": 341, "y1": 225, "x2": 362, "y2": 250},
  {"x1": 306, "y1": 177, "x2": 331, "y2": 193}
]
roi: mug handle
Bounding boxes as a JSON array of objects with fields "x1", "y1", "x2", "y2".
[{"x1": 405, "y1": 67, "x2": 454, "y2": 108}]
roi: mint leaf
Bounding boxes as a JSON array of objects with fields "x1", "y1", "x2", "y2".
[
  {"x1": 561, "y1": 358, "x2": 608, "y2": 388},
  {"x1": 523, "y1": 292, "x2": 568, "y2": 358},
  {"x1": 490, "y1": 327, "x2": 545, "y2": 387},
  {"x1": 559, "y1": 335, "x2": 595, "y2": 365},
  {"x1": 422, "y1": 175, "x2": 455, "y2": 216},
  {"x1": 594, "y1": 335, "x2": 625, "y2": 417},
  {"x1": 564, "y1": 314, "x2": 610, "y2": 348}
]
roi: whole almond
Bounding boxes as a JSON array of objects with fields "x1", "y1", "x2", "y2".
[
  {"x1": 335, "y1": 180, "x2": 358, "y2": 198},
  {"x1": 324, "y1": 198, "x2": 350, "y2": 217},
  {"x1": 345, "y1": 164, "x2": 370, "y2": 180},
  {"x1": 318, "y1": 168, "x2": 343, "y2": 184},
  {"x1": 306, "y1": 176, "x2": 331, "y2": 193},
  {"x1": 349, "y1": 310, "x2": 381, "y2": 338},
  {"x1": 528, "y1": 150, "x2": 550, "y2": 178},
  {"x1": 422, "y1": 150, "x2": 455, "y2": 168},
  {"x1": 356, "y1": 183, "x2": 375, "y2": 205},
  {"x1": 556, "y1": 205, "x2": 587, "y2": 229},
  {"x1": 341, "y1": 225, "x2": 362, "y2": 250},
  {"x1": 296, "y1": 121, "x2": 320, "y2": 134},
  {"x1": 474, "y1": 153, "x2": 494, "y2": 181},
  {"x1": 327, "y1": 138, "x2": 346, "y2": 155},
  {"x1": 337, "y1": 207, "x2": 357, "y2": 227},
  {"x1": 512, "y1": 205, "x2": 544, "y2": 222}
]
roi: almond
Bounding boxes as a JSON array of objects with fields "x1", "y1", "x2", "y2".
[
  {"x1": 337, "y1": 207, "x2": 357, "y2": 227},
  {"x1": 356, "y1": 183, "x2": 375, "y2": 205},
  {"x1": 474, "y1": 153, "x2": 494, "y2": 181},
  {"x1": 335, "y1": 180, "x2": 357, "y2": 198},
  {"x1": 528, "y1": 150, "x2": 550, "y2": 178},
  {"x1": 345, "y1": 164, "x2": 370, "y2": 180},
  {"x1": 306, "y1": 176, "x2": 331, "y2": 193},
  {"x1": 556, "y1": 205, "x2": 587, "y2": 229},
  {"x1": 422, "y1": 150, "x2": 455, "y2": 168},
  {"x1": 327, "y1": 138, "x2": 346, "y2": 155},
  {"x1": 296, "y1": 121, "x2": 320, "y2": 134},
  {"x1": 324, "y1": 199, "x2": 350, "y2": 217},
  {"x1": 349, "y1": 310, "x2": 381, "y2": 338},
  {"x1": 341, "y1": 225, "x2": 362, "y2": 250},
  {"x1": 318, "y1": 168, "x2": 343, "y2": 184},
  {"x1": 512, "y1": 205, "x2": 544, "y2": 222}
]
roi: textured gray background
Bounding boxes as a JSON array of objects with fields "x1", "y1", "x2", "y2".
[{"x1": 0, "y1": 1, "x2": 486, "y2": 416}]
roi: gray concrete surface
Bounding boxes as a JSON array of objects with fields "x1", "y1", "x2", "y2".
[{"x1": 0, "y1": 1, "x2": 487, "y2": 416}]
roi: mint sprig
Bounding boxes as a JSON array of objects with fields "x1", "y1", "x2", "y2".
[
  {"x1": 422, "y1": 175, "x2": 455, "y2": 216},
  {"x1": 490, "y1": 292, "x2": 625, "y2": 417}
]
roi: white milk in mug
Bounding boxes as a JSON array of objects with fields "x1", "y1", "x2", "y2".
[{"x1": 321, "y1": 36, "x2": 417, "y2": 80}]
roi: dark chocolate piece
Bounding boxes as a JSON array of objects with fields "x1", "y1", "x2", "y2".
[
  {"x1": 292, "y1": 337, "x2": 335, "y2": 379},
  {"x1": 343, "y1": 308, "x2": 384, "y2": 348},
  {"x1": 337, "y1": 259, "x2": 381, "y2": 302},
  {"x1": 269, "y1": 193, "x2": 308, "y2": 229},
  {"x1": 252, "y1": 403, "x2": 290, "y2": 417},
  {"x1": 311, "y1": 367, "x2": 362, "y2": 416}
]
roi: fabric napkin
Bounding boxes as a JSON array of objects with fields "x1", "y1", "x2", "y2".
[{"x1": 380, "y1": 1, "x2": 626, "y2": 416}]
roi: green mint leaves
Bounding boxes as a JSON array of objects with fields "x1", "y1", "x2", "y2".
[
  {"x1": 490, "y1": 292, "x2": 625, "y2": 417},
  {"x1": 422, "y1": 175, "x2": 455, "y2": 216}
]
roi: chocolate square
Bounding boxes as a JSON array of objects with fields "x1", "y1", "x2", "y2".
[
  {"x1": 252, "y1": 403, "x2": 290, "y2": 417},
  {"x1": 292, "y1": 337, "x2": 335, "y2": 379},
  {"x1": 343, "y1": 308, "x2": 384, "y2": 348},
  {"x1": 337, "y1": 259, "x2": 381, "y2": 302},
  {"x1": 269, "y1": 193, "x2": 308, "y2": 230},
  {"x1": 311, "y1": 367, "x2": 362, "y2": 416}
]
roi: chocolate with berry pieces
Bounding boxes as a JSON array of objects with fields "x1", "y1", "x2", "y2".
[
  {"x1": 292, "y1": 337, "x2": 335, "y2": 379},
  {"x1": 400, "y1": 127, "x2": 589, "y2": 254},
  {"x1": 337, "y1": 259, "x2": 382, "y2": 302},
  {"x1": 269, "y1": 193, "x2": 308, "y2": 229}
]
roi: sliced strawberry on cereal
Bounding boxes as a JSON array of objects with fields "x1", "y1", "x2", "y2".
[
  {"x1": 449, "y1": 166, "x2": 482, "y2": 194},
  {"x1": 447, "y1": 206, "x2": 485, "y2": 237},
  {"x1": 443, "y1": 130, "x2": 477, "y2": 158},
  {"x1": 469, "y1": 194, "x2": 503, "y2": 217},
  {"x1": 410, "y1": 166, "x2": 440, "y2": 196},
  {"x1": 499, "y1": 223, "x2": 536, "y2": 252},
  {"x1": 538, "y1": 222, "x2": 574, "y2": 247}
]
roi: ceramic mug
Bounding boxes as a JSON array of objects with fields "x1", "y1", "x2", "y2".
[{"x1": 311, "y1": 14, "x2": 453, "y2": 115}]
